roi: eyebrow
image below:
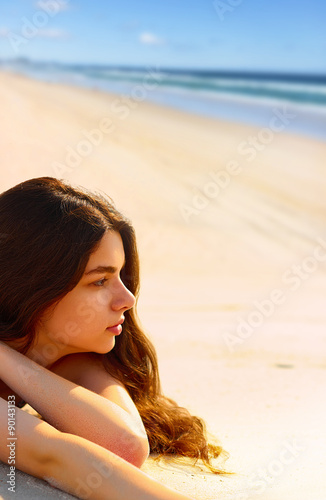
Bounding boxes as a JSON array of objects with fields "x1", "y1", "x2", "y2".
[{"x1": 84, "y1": 260, "x2": 126, "y2": 276}]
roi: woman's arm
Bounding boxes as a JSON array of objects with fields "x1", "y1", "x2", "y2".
[
  {"x1": 48, "y1": 432, "x2": 195, "y2": 500},
  {"x1": 1, "y1": 397, "x2": 194, "y2": 500},
  {"x1": 0, "y1": 396, "x2": 57, "y2": 479},
  {"x1": 0, "y1": 342, "x2": 148, "y2": 467}
]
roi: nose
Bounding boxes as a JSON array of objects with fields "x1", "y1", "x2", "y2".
[{"x1": 111, "y1": 279, "x2": 136, "y2": 312}]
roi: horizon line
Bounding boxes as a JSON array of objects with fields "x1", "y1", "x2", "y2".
[{"x1": 1, "y1": 57, "x2": 326, "y2": 79}]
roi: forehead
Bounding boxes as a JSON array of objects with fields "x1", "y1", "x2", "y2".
[{"x1": 85, "y1": 231, "x2": 125, "y2": 269}]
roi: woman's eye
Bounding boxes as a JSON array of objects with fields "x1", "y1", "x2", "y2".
[{"x1": 93, "y1": 278, "x2": 108, "y2": 287}]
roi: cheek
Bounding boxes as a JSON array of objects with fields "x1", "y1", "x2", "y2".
[
  {"x1": 80, "y1": 288, "x2": 113, "y2": 318},
  {"x1": 43, "y1": 305, "x2": 91, "y2": 347},
  {"x1": 43, "y1": 294, "x2": 85, "y2": 337},
  {"x1": 42, "y1": 289, "x2": 111, "y2": 341}
]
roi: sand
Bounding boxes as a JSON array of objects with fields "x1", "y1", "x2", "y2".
[{"x1": 0, "y1": 70, "x2": 326, "y2": 499}]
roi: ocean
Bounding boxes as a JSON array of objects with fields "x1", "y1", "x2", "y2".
[{"x1": 1, "y1": 59, "x2": 325, "y2": 140}]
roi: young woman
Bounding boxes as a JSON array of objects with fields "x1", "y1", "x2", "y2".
[{"x1": 0, "y1": 177, "x2": 225, "y2": 499}]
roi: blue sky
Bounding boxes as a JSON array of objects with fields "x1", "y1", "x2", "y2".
[{"x1": 0, "y1": 0, "x2": 325, "y2": 72}]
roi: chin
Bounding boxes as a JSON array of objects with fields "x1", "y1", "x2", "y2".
[{"x1": 94, "y1": 338, "x2": 116, "y2": 354}]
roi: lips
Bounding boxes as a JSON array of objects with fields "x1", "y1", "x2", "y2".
[
  {"x1": 107, "y1": 317, "x2": 124, "y2": 329},
  {"x1": 106, "y1": 317, "x2": 124, "y2": 335}
]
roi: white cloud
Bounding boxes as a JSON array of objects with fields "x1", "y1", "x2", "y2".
[
  {"x1": 36, "y1": 0, "x2": 70, "y2": 12},
  {"x1": 37, "y1": 28, "x2": 68, "y2": 38},
  {"x1": 139, "y1": 32, "x2": 165, "y2": 46},
  {"x1": 0, "y1": 27, "x2": 9, "y2": 37}
]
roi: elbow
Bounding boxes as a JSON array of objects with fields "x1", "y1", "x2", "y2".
[
  {"x1": 109, "y1": 433, "x2": 150, "y2": 469},
  {"x1": 129, "y1": 435, "x2": 150, "y2": 468}
]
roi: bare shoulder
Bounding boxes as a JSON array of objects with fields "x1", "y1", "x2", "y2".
[
  {"x1": 48, "y1": 353, "x2": 141, "y2": 419},
  {"x1": 48, "y1": 352, "x2": 113, "y2": 384}
]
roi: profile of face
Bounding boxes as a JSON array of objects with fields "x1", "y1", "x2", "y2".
[{"x1": 34, "y1": 231, "x2": 135, "y2": 363}]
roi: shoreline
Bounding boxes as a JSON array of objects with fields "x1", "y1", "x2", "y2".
[{"x1": 1, "y1": 67, "x2": 325, "y2": 142}]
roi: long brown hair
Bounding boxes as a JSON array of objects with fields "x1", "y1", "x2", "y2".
[{"x1": 0, "y1": 176, "x2": 227, "y2": 473}]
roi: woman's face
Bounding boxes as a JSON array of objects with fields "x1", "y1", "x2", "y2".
[{"x1": 33, "y1": 231, "x2": 136, "y2": 365}]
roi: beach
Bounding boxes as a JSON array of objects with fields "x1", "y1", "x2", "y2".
[{"x1": 0, "y1": 70, "x2": 326, "y2": 499}]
